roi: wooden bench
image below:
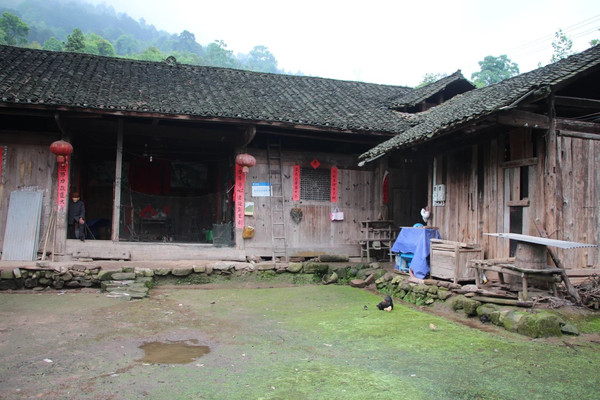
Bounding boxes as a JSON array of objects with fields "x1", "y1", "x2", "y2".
[{"x1": 469, "y1": 259, "x2": 564, "y2": 301}]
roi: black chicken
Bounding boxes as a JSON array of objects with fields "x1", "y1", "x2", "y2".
[{"x1": 377, "y1": 295, "x2": 393, "y2": 311}]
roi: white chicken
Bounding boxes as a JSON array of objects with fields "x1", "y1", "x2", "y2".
[{"x1": 420, "y1": 206, "x2": 430, "y2": 224}]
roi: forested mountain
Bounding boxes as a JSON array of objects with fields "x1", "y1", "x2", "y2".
[{"x1": 0, "y1": 0, "x2": 289, "y2": 74}]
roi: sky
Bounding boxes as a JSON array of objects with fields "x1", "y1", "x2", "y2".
[{"x1": 86, "y1": 0, "x2": 600, "y2": 87}]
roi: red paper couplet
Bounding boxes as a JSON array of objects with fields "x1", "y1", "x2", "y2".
[
  {"x1": 330, "y1": 167, "x2": 338, "y2": 203},
  {"x1": 234, "y1": 164, "x2": 246, "y2": 229},
  {"x1": 57, "y1": 159, "x2": 69, "y2": 211},
  {"x1": 292, "y1": 165, "x2": 301, "y2": 201}
]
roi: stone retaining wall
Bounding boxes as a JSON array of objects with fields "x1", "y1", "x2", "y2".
[{"x1": 0, "y1": 260, "x2": 582, "y2": 338}]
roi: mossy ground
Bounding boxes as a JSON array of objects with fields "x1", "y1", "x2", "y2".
[{"x1": 1, "y1": 285, "x2": 599, "y2": 399}]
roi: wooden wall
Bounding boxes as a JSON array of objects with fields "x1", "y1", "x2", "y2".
[
  {"x1": 0, "y1": 139, "x2": 56, "y2": 252},
  {"x1": 425, "y1": 126, "x2": 599, "y2": 268},
  {"x1": 429, "y1": 145, "x2": 480, "y2": 247},
  {"x1": 552, "y1": 135, "x2": 600, "y2": 267},
  {"x1": 241, "y1": 149, "x2": 382, "y2": 258}
]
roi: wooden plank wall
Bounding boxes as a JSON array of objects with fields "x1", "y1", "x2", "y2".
[
  {"x1": 242, "y1": 149, "x2": 381, "y2": 257},
  {"x1": 430, "y1": 127, "x2": 598, "y2": 268},
  {"x1": 554, "y1": 135, "x2": 599, "y2": 267},
  {"x1": 430, "y1": 146, "x2": 480, "y2": 247},
  {"x1": 0, "y1": 141, "x2": 55, "y2": 252}
]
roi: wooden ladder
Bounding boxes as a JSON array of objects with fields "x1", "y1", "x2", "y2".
[{"x1": 267, "y1": 140, "x2": 287, "y2": 262}]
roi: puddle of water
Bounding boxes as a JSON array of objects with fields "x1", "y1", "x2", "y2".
[{"x1": 137, "y1": 339, "x2": 210, "y2": 364}]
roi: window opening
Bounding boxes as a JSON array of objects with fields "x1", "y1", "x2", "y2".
[{"x1": 300, "y1": 167, "x2": 330, "y2": 201}]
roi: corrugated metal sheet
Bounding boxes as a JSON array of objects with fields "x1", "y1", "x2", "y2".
[
  {"x1": 485, "y1": 233, "x2": 597, "y2": 249},
  {"x1": 1, "y1": 190, "x2": 44, "y2": 260}
]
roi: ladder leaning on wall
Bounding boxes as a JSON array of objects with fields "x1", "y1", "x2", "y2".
[{"x1": 267, "y1": 139, "x2": 287, "y2": 262}]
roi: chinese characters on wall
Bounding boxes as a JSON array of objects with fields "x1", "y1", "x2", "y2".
[
  {"x1": 234, "y1": 164, "x2": 246, "y2": 229},
  {"x1": 57, "y1": 160, "x2": 69, "y2": 211},
  {"x1": 330, "y1": 167, "x2": 338, "y2": 203}
]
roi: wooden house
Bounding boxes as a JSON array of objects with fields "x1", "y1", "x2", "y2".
[
  {"x1": 360, "y1": 45, "x2": 600, "y2": 269},
  {"x1": 0, "y1": 45, "x2": 476, "y2": 262}
]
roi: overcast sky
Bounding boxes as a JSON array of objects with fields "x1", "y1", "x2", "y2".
[{"x1": 86, "y1": 0, "x2": 600, "y2": 87}]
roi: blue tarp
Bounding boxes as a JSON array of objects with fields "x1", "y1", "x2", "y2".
[{"x1": 391, "y1": 227, "x2": 441, "y2": 278}]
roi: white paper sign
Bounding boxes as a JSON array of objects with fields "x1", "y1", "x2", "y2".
[{"x1": 252, "y1": 182, "x2": 271, "y2": 197}]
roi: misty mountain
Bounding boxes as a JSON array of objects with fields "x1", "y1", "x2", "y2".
[{"x1": 0, "y1": 0, "x2": 287, "y2": 74}]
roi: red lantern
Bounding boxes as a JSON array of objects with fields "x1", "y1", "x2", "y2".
[
  {"x1": 50, "y1": 140, "x2": 73, "y2": 164},
  {"x1": 235, "y1": 153, "x2": 256, "y2": 173}
]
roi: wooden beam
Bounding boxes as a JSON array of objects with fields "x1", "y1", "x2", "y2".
[
  {"x1": 496, "y1": 110, "x2": 549, "y2": 129},
  {"x1": 554, "y1": 95, "x2": 600, "y2": 110},
  {"x1": 500, "y1": 157, "x2": 538, "y2": 169},
  {"x1": 556, "y1": 119, "x2": 600, "y2": 134},
  {"x1": 111, "y1": 120, "x2": 123, "y2": 242},
  {"x1": 471, "y1": 296, "x2": 533, "y2": 307},
  {"x1": 507, "y1": 199, "x2": 530, "y2": 207},
  {"x1": 558, "y1": 130, "x2": 600, "y2": 140},
  {"x1": 497, "y1": 109, "x2": 600, "y2": 134}
]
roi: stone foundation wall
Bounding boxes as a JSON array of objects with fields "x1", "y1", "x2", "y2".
[{"x1": 0, "y1": 260, "x2": 582, "y2": 338}]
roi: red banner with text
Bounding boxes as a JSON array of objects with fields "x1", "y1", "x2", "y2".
[
  {"x1": 57, "y1": 159, "x2": 69, "y2": 212},
  {"x1": 292, "y1": 165, "x2": 301, "y2": 201},
  {"x1": 330, "y1": 167, "x2": 338, "y2": 203},
  {"x1": 234, "y1": 164, "x2": 246, "y2": 229}
]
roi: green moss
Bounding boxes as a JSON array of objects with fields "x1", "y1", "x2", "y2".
[
  {"x1": 2, "y1": 285, "x2": 600, "y2": 399},
  {"x1": 174, "y1": 274, "x2": 214, "y2": 285}
]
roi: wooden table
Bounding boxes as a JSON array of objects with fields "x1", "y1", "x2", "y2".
[
  {"x1": 470, "y1": 261, "x2": 563, "y2": 301},
  {"x1": 479, "y1": 233, "x2": 597, "y2": 300}
]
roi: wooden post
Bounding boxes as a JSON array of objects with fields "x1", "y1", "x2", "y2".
[
  {"x1": 546, "y1": 95, "x2": 563, "y2": 241},
  {"x1": 54, "y1": 136, "x2": 70, "y2": 257},
  {"x1": 111, "y1": 120, "x2": 123, "y2": 242}
]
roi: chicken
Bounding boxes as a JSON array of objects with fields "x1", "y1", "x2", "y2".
[
  {"x1": 377, "y1": 295, "x2": 393, "y2": 311},
  {"x1": 420, "y1": 206, "x2": 430, "y2": 224}
]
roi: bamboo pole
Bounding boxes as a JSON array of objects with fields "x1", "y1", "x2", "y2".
[
  {"x1": 41, "y1": 210, "x2": 55, "y2": 261},
  {"x1": 51, "y1": 210, "x2": 57, "y2": 262}
]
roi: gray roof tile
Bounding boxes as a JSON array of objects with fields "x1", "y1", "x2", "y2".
[
  {"x1": 360, "y1": 44, "x2": 600, "y2": 160},
  {"x1": 0, "y1": 45, "x2": 417, "y2": 135},
  {"x1": 389, "y1": 70, "x2": 474, "y2": 109}
]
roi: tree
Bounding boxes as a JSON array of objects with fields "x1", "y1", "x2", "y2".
[
  {"x1": 590, "y1": 30, "x2": 599, "y2": 47},
  {"x1": 416, "y1": 72, "x2": 448, "y2": 88},
  {"x1": 96, "y1": 38, "x2": 115, "y2": 56},
  {"x1": 245, "y1": 45, "x2": 278, "y2": 73},
  {"x1": 43, "y1": 36, "x2": 63, "y2": 51},
  {"x1": 64, "y1": 28, "x2": 85, "y2": 52},
  {"x1": 0, "y1": 11, "x2": 30, "y2": 45},
  {"x1": 471, "y1": 55, "x2": 519, "y2": 88},
  {"x1": 175, "y1": 30, "x2": 203, "y2": 55},
  {"x1": 204, "y1": 40, "x2": 238, "y2": 68},
  {"x1": 115, "y1": 34, "x2": 140, "y2": 55},
  {"x1": 86, "y1": 33, "x2": 115, "y2": 56},
  {"x1": 135, "y1": 46, "x2": 164, "y2": 62},
  {"x1": 551, "y1": 29, "x2": 574, "y2": 62}
]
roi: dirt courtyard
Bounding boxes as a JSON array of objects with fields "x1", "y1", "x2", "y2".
[{"x1": 1, "y1": 284, "x2": 599, "y2": 399}]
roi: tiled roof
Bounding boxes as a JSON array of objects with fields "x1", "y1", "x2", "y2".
[
  {"x1": 0, "y1": 45, "x2": 417, "y2": 135},
  {"x1": 360, "y1": 44, "x2": 600, "y2": 160},
  {"x1": 388, "y1": 70, "x2": 474, "y2": 109}
]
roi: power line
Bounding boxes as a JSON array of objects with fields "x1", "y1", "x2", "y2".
[{"x1": 506, "y1": 14, "x2": 600, "y2": 55}]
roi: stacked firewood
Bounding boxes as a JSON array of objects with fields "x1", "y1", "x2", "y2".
[{"x1": 576, "y1": 274, "x2": 600, "y2": 309}]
